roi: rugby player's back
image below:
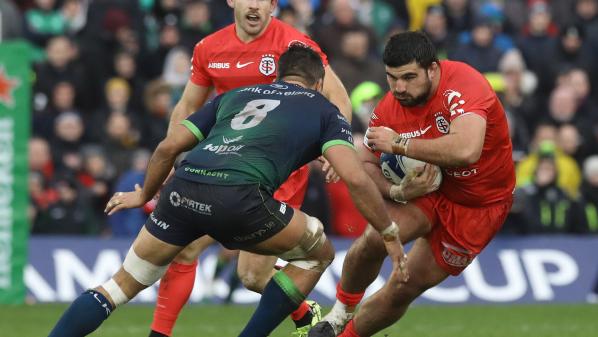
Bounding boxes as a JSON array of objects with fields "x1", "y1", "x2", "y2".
[{"x1": 176, "y1": 81, "x2": 352, "y2": 192}]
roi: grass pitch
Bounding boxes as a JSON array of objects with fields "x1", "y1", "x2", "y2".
[{"x1": 0, "y1": 303, "x2": 596, "y2": 337}]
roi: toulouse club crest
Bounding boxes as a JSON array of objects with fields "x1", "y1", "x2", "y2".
[{"x1": 259, "y1": 54, "x2": 276, "y2": 76}]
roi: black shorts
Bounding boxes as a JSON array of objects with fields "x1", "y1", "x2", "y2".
[{"x1": 144, "y1": 177, "x2": 294, "y2": 250}]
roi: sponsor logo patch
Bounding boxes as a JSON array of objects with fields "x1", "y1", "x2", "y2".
[
  {"x1": 169, "y1": 191, "x2": 213, "y2": 215},
  {"x1": 441, "y1": 241, "x2": 474, "y2": 268},
  {"x1": 150, "y1": 212, "x2": 170, "y2": 230}
]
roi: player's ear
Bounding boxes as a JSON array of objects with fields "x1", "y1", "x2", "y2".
[
  {"x1": 227, "y1": 0, "x2": 234, "y2": 9},
  {"x1": 426, "y1": 62, "x2": 437, "y2": 81}
]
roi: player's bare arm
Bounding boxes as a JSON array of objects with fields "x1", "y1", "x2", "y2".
[
  {"x1": 367, "y1": 113, "x2": 487, "y2": 167},
  {"x1": 324, "y1": 144, "x2": 408, "y2": 283},
  {"x1": 106, "y1": 124, "x2": 198, "y2": 215},
  {"x1": 167, "y1": 81, "x2": 213, "y2": 136},
  {"x1": 322, "y1": 65, "x2": 352, "y2": 122}
]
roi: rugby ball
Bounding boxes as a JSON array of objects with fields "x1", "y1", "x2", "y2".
[{"x1": 380, "y1": 153, "x2": 442, "y2": 187}]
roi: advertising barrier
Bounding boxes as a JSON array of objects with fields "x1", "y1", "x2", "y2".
[
  {"x1": 26, "y1": 235, "x2": 598, "y2": 305},
  {"x1": 0, "y1": 41, "x2": 31, "y2": 304}
]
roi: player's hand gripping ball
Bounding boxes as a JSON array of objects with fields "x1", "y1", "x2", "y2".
[{"x1": 380, "y1": 153, "x2": 442, "y2": 187}]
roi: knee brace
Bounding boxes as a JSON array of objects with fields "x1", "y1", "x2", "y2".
[
  {"x1": 278, "y1": 216, "x2": 331, "y2": 272},
  {"x1": 122, "y1": 248, "x2": 169, "y2": 286},
  {"x1": 101, "y1": 278, "x2": 129, "y2": 307}
]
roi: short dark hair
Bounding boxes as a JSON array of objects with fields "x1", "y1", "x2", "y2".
[
  {"x1": 383, "y1": 31, "x2": 439, "y2": 69},
  {"x1": 278, "y1": 43, "x2": 325, "y2": 86}
]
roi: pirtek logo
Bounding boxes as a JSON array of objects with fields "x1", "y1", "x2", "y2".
[
  {"x1": 169, "y1": 191, "x2": 212, "y2": 215},
  {"x1": 208, "y1": 62, "x2": 230, "y2": 69}
]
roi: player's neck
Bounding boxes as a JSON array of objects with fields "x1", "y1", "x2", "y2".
[
  {"x1": 280, "y1": 77, "x2": 311, "y2": 90},
  {"x1": 235, "y1": 16, "x2": 273, "y2": 43}
]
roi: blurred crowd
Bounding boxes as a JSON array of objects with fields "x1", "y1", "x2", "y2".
[{"x1": 4, "y1": 0, "x2": 598, "y2": 237}]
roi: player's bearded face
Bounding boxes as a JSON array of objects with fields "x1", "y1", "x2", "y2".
[
  {"x1": 387, "y1": 64, "x2": 433, "y2": 107},
  {"x1": 234, "y1": 0, "x2": 276, "y2": 37}
]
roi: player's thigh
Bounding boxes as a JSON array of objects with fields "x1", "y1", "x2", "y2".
[
  {"x1": 386, "y1": 199, "x2": 433, "y2": 243},
  {"x1": 247, "y1": 209, "x2": 308, "y2": 256},
  {"x1": 173, "y1": 235, "x2": 216, "y2": 264},
  {"x1": 237, "y1": 251, "x2": 278, "y2": 278},
  {"x1": 111, "y1": 226, "x2": 185, "y2": 296}
]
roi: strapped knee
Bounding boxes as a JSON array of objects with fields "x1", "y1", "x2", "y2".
[
  {"x1": 101, "y1": 278, "x2": 129, "y2": 307},
  {"x1": 278, "y1": 216, "x2": 331, "y2": 272},
  {"x1": 122, "y1": 248, "x2": 169, "y2": 286}
]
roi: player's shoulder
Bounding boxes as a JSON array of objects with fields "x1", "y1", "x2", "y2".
[
  {"x1": 441, "y1": 60, "x2": 487, "y2": 83},
  {"x1": 270, "y1": 18, "x2": 316, "y2": 46},
  {"x1": 194, "y1": 23, "x2": 236, "y2": 50}
]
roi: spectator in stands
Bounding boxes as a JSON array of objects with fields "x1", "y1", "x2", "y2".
[
  {"x1": 61, "y1": 0, "x2": 88, "y2": 35},
  {"x1": 518, "y1": 1, "x2": 559, "y2": 97},
  {"x1": 33, "y1": 175, "x2": 100, "y2": 235},
  {"x1": 353, "y1": 0, "x2": 398, "y2": 41},
  {"x1": 102, "y1": 113, "x2": 141, "y2": 177},
  {"x1": 495, "y1": 50, "x2": 536, "y2": 161},
  {"x1": 550, "y1": 24, "x2": 595, "y2": 87},
  {"x1": 576, "y1": 155, "x2": 598, "y2": 234},
  {"x1": 330, "y1": 29, "x2": 386, "y2": 93},
  {"x1": 517, "y1": 139, "x2": 582, "y2": 199},
  {"x1": 24, "y1": 0, "x2": 66, "y2": 47},
  {"x1": 282, "y1": 0, "x2": 317, "y2": 34},
  {"x1": 34, "y1": 36, "x2": 88, "y2": 113},
  {"x1": 313, "y1": 0, "x2": 377, "y2": 60},
  {"x1": 574, "y1": 0, "x2": 598, "y2": 34},
  {"x1": 519, "y1": 147, "x2": 583, "y2": 234},
  {"x1": 349, "y1": 81, "x2": 384, "y2": 133},
  {"x1": 179, "y1": 0, "x2": 213, "y2": 53},
  {"x1": 89, "y1": 77, "x2": 139, "y2": 142},
  {"x1": 50, "y1": 111, "x2": 86, "y2": 175},
  {"x1": 147, "y1": 22, "x2": 181, "y2": 78},
  {"x1": 443, "y1": 0, "x2": 473, "y2": 34},
  {"x1": 29, "y1": 137, "x2": 55, "y2": 182},
  {"x1": 557, "y1": 124, "x2": 585, "y2": 165},
  {"x1": 34, "y1": 81, "x2": 79, "y2": 139},
  {"x1": 0, "y1": 0, "x2": 23, "y2": 40},
  {"x1": 113, "y1": 51, "x2": 145, "y2": 113},
  {"x1": 422, "y1": 5, "x2": 455, "y2": 60},
  {"x1": 450, "y1": 14, "x2": 504, "y2": 73},
  {"x1": 28, "y1": 171, "x2": 59, "y2": 231},
  {"x1": 79, "y1": 146, "x2": 114, "y2": 229},
  {"x1": 141, "y1": 79, "x2": 172, "y2": 150},
  {"x1": 161, "y1": 47, "x2": 190, "y2": 103},
  {"x1": 108, "y1": 149, "x2": 151, "y2": 237}
]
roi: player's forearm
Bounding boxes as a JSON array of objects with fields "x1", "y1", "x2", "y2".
[
  {"x1": 345, "y1": 172, "x2": 393, "y2": 233},
  {"x1": 141, "y1": 141, "x2": 179, "y2": 201},
  {"x1": 363, "y1": 161, "x2": 393, "y2": 199},
  {"x1": 401, "y1": 135, "x2": 481, "y2": 167}
]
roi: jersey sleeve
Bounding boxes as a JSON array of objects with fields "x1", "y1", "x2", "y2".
[
  {"x1": 180, "y1": 94, "x2": 223, "y2": 141},
  {"x1": 443, "y1": 65, "x2": 495, "y2": 122},
  {"x1": 362, "y1": 96, "x2": 390, "y2": 157},
  {"x1": 190, "y1": 40, "x2": 213, "y2": 87},
  {"x1": 320, "y1": 106, "x2": 354, "y2": 154}
]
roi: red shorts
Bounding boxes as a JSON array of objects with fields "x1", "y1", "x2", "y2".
[
  {"x1": 273, "y1": 165, "x2": 310, "y2": 209},
  {"x1": 413, "y1": 192, "x2": 512, "y2": 275}
]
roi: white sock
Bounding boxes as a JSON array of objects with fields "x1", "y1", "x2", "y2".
[{"x1": 323, "y1": 300, "x2": 354, "y2": 334}]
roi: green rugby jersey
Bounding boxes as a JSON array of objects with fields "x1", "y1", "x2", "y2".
[{"x1": 176, "y1": 81, "x2": 353, "y2": 193}]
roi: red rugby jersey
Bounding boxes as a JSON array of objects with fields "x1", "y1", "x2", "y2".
[
  {"x1": 190, "y1": 18, "x2": 328, "y2": 94},
  {"x1": 368, "y1": 60, "x2": 515, "y2": 207}
]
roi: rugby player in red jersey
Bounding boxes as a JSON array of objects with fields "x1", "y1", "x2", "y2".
[
  {"x1": 149, "y1": 1, "x2": 351, "y2": 337},
  {"x1": 309, "y1": 31, "x2": 515, "y2": 337}
]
